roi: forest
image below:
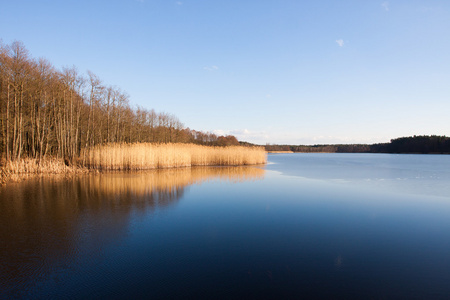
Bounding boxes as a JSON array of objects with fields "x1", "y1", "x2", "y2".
[
  {"x1": 265, "y1": 135, "x2": 450, "y2": 154},
  {"x1": 0, "y1": 41, "x2": 240, "y2": 165}
]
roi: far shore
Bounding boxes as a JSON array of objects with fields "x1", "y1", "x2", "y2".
[{"x1": 267, "y1": 151, "x2": 294, "y2": 154}]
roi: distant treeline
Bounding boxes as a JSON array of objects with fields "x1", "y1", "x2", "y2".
[
  {"x1": 0, "y1": 41, "x2": 240, "y2": 163},
  {"x1": 265, "y1": 135, "x2": 450, "y2": 154}
]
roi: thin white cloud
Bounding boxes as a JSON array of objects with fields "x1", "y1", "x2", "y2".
[
  {"x1": 298, "y1": 135, "x2": 387, "y2": 145},
  {"x1": 381, "y1": 1, "x2": 389, "y2": 11},
  {"x1": 212, "y1": 130, "x2": 388, "y2": 145},
  {"x1": 336, "y1": 39, "x2": 344, "y2": 47},
  {"x1": 176, "y1": 1, "x2": 183, "y2": 5},
  {"x1": 212, "y1": 129, "x2": 269, "y2": 143},
  {"x1": 213, "y1": 129, "x2": 227, "y2": 136},
  {"x1": 203, "y1": 65, "x2": 219, "y2": 71}
]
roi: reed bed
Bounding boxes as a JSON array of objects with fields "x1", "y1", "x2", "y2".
[
  {"x1": 0, "y1": 143, "x2": 266, "y2": 184},
  {"x1": 83, "y1": 143, "x2": 267, "y2": 170},
  {"x1": 0, "y1": 158, "x2": 83, "y2": 184}
]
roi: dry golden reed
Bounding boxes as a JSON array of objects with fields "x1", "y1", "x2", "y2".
[
  {"x1": 0, "y1": 143, "x2": 266, "y2": 184},
  {"x1": 0, "y1": 158, "x2": 83, "y2": 184},
  {"x1": 83, "y1": 143, "x2": 267, "y2": 170}
]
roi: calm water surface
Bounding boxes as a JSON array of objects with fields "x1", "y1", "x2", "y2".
[{"x1": 1, "y1": 154, "x2": 450, "y2": 299}]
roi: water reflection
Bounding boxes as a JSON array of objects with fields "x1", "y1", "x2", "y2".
[{"x1": 0, "y1": 166, "x2": 264, "y2": 298}]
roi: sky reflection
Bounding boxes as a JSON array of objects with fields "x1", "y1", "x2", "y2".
[{"x1": 266, "y1": 153, "x2": 450, "y2": 199}]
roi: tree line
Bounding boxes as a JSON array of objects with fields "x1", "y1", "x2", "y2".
[
  {"x1": 0, "y1": 41, "x2": 239, "y2": 164},
  {"x1": 265, "y1": 135, "x2": 450, "y2": 154}
]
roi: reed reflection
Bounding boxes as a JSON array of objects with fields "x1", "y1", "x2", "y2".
[{"x1": 0, "y1": 166, "x2": 265, "y2": 298}]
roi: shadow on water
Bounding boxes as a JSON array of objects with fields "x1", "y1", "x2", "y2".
[{"x1": 0, "y1": 166, "x2": 265, "y2": 298}]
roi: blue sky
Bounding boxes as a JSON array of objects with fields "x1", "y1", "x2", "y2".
[{"x1": 1, "y1": 0, "x2": 449, "y2": 144}]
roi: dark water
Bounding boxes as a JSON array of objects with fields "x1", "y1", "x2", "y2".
[{"x1": 1, "y1": 154, "x2": 450, "y2": 299}]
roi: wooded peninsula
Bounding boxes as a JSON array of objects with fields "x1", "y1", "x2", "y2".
[
  {"x1": 0, "y1": 41, "x2": 265, "y2": 183},
  {"x1": 1, "y1": 41, "x2": 446, "y2": 184}
]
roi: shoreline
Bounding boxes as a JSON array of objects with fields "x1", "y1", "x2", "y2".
[
  {"x1": 266, "y1": 151, "x2": 294, "y2": 154},
  {"x1": 0, "y1": 159, "x2": 88, "y2": 185},
  {"x1": 1, "y1": 143, "x2": 267, "y2": 185}
]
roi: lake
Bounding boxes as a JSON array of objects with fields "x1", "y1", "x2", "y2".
[{"x1": 1, "y1": 153, "x2": 450, "y2": 299}]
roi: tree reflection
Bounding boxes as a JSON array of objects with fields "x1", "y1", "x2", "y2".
[{"x1": 0, "y1": 166, "x2": 265, "y2": 298}]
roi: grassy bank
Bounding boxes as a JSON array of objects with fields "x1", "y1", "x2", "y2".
[
  {"x1": 83, "y1": 143, "x2": 267, "y2": 170},
  {"x1": 1, "y1": 143, "x2": 266, "y2": 184}
]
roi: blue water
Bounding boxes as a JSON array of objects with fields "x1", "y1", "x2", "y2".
[{"x1": 1, "y1": 154, "x2": 450, "y2": 299}]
